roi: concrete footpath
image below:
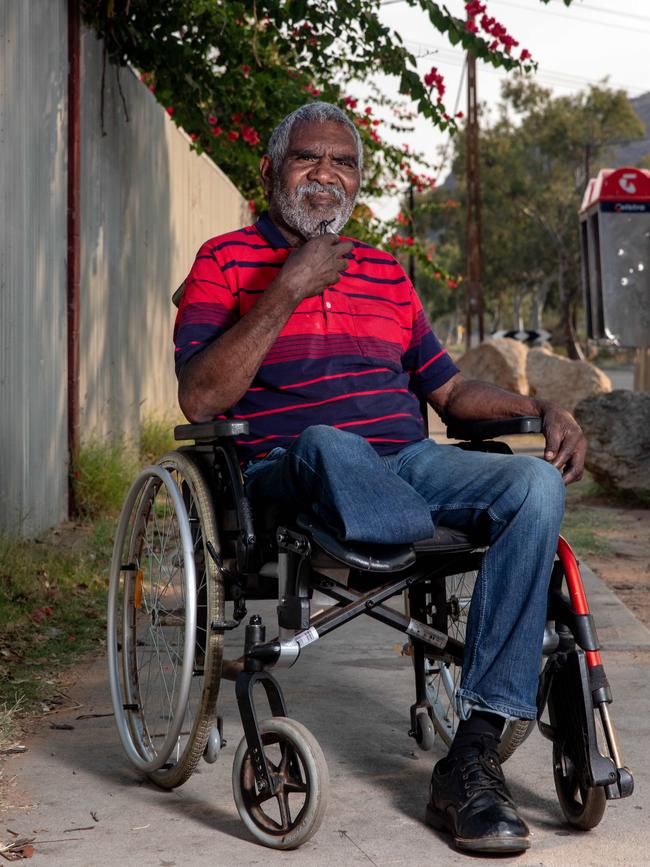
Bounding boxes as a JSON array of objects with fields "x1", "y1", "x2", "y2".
[{"x1": 3, "y1": 562, "x2": 649, "y2": 867}]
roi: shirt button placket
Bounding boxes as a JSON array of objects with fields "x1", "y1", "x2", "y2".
[{"x1": 323, "y1": 289, "x2": 332, "y2": 327}]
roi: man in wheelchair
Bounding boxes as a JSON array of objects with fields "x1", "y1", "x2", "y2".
[{"x1": 172, "y1": 102, "x2": 587, "y2": 854}]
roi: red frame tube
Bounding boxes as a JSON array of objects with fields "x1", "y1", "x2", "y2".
[{"x1": 556, "y1": 536, "x2": 602, "y2": 668}]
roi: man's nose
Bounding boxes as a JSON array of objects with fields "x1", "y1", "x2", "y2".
[{"x1": 306, "y1": 157, "x2": 338, "y2": 186}]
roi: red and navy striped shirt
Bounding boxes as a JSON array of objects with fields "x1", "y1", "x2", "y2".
[{"x1": 174, "y1": 212, "x2": 458, "y2": 463}]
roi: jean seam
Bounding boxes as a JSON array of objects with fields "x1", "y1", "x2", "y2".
[
  {"x1": 429, "y1": 502, "x2": 490, "y2": 513},
  {"x1": 456, "y1": 688, "x2": 537, "y2": 721},
  {"x1": 459, "y1": 509, "x2": 505, "y2": 687},
  {"x1": 292, "y1": 452, "x2": 328, "y2": 492}
]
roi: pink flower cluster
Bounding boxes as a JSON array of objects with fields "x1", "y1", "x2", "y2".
[
  {"x1": 241, "y1": 125, "x2": 261, "y2": 145},
  {"x1": 464, "y1": 1, "x2": 531, "y2": 60},
  {"x1": 423, "y1": 66, "x2": 446, "y2": 101},
  {"x1": 389, "y1": 235, "x2": 414, "y2": 249},
  {"x1": 400, "y1": 162, "x2": 437, "y2": 193},
  {"x1": 353, "y1": 107, "x2": 381, "y2": 143}
]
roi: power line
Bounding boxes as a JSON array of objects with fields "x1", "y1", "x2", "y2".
[
  {"x1": 383, "y1": 0, "x2": 650, "y2": 25},
  {"x1": 547, "y1": 0, "x2": 650, "y2": 25},
  {"x1": 491, "y1": 0, "x2": 650, "y2": 37},
  {"x1": 402, "y1": 39, "x2": 646, "y2": 95}
]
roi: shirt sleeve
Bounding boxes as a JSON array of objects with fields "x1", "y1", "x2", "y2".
[
  {"x1": 173, "y1": 241, "x2": 239, "y2": 377},
  {"x1": 402, "y1": 285, "x2": 459, "y2": 398}
]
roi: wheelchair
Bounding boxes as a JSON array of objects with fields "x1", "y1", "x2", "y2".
[{"x1": 107, "y1": 415, "x2": 634, "y2": 849}]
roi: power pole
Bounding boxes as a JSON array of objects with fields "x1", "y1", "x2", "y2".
[
  {"x1": 465, "y1": 49, "x2": 484, "y2": 350},
  {"x1": 408, "y1": 182, "x2": 416, "y2": 284}
]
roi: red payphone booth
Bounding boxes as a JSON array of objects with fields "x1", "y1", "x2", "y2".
[{"x1": 580, "y1": 167, "x2": 650, "y2": 367}]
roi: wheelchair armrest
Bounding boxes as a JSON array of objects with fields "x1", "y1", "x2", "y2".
[
  {"x1": 445, "y1": 416, "x2": 542, "y2": 441},
  {"x1": 174, "y1": 420, "x2": 250, "y2": 442}
]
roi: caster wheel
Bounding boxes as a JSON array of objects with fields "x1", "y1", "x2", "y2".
[
  {"x1": 414, "y1": 708, "x2": 436, "y2": 752},
  {"x1": 553, "y1": 743, "x2": 607, "y2": 830},
  {"x1": 232, "y1": 717, "x2": 329, "y2": 850},
  {"x1": 203, "y1": 722, "x2": 222, "y2": 764}
]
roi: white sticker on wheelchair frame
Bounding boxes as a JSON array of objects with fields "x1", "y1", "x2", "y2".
[
  {"x1": 406, "y1": 618, "x2": 447, "y2": 649},
  {"x1": 295, "y1": 626, "x2": 319, "y2": 649}
]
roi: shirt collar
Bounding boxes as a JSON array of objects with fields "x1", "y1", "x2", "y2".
[{"x1": 254, "y1": 211, "x2": 292, "y2": 250}]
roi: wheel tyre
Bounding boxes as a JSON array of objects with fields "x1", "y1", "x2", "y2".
[
  {"x1": 553, "y1": 743, "x2": 607, "y2": 830},
  {"x1": 415, "y1": 710, "x2": 436, "y2": 752},
  {"x1": 232, "y1": 717, "x2": 329, "y2": 850},
  {"x1": 149, "y1": 452, "x2": 224, "y2": 789},
  {"x1": 107, "y1": 452, "x2": 224, "y2": 790},
  {"x1": 499, "y1": 719, "x2": 536, "y2": 763}
]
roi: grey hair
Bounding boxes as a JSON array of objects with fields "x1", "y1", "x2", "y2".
[{"x1": 266, "y1": 101, "x2": 363, "y2": 175}]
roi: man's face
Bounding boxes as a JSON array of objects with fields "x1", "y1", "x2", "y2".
[{"x1": 265, "y1": 120, "x2": 361, "y2": 240}]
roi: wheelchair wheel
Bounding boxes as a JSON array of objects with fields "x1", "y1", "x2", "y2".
[
  {"x1": 107, "y1": 451, "x2": 224, "y2": 788},
  {"x1": 232, "y1": 717, "x2": 329, "y2": 850},
  {"x1": 553, "y1": 742, "x2": 607, "y2": 830},
  {"x1": 424, "y1": 570, "x2": 531, "y2": 761}
]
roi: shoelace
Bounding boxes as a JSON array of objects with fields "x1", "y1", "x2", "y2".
[{"x1": 459, "y1": 748, "x2": 511, "y2": 801}]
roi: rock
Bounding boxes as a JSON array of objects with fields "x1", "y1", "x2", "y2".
[
  {"x1": 456, "y1": 338, "x2": 528, "y2": 394},
  {"x1": 526, "y1": 347, "x2": 611, "y2": 413},
  {"x1": 574, "y1": 391, "x2": 650, "y2": 493}
]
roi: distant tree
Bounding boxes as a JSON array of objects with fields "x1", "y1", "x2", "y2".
[{"x1": 412, "y1": 75, "x2": 645, "y2": 356}]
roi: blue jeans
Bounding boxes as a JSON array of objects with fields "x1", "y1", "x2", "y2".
[{"x1": 244, "y1": 425, "x2": 566, "y2": 721}]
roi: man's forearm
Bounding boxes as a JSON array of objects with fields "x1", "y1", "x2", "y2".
[
  {"x1": 178, "y1": 279, "x2": 297, "y2": 422},
  {"x1": 435, "y1": 377, "x2": 544, "y2": 423}
]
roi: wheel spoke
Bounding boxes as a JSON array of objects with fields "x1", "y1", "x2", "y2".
[
  {"x1": 283, "y1": 776, "x2": 308, "y2": 794},
  {"x1": 276, "y1": 788, "x2": 292, "y2": 830}
]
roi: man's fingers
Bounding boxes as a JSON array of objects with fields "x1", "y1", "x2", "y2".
[
  {"x1": 542, "y1": 414, "x2": 586, "y2": 485},
  {"x1": 548, "y1": 428, "x2": 577, "y2": 469},
  {"x1": 561, "y1": 461, "x2": 583, "y2": 486},
  {"x1": 543, "y1": 424, "x2": 563, "y2": 462}
]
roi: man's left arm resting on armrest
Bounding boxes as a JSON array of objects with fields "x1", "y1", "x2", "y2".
[{"x1": 426, "y1": 373, "x2": 587, "y2": 485}]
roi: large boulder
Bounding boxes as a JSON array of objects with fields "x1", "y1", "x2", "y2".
[
  {"x1": 456, "y1": 338, "x2": 528, "y2": 394},
  {"x1": 574, "y1": 391, "x2": 650, "y2": 493},
  {"x1": 526, "y1": 347, "x2": 611, "y2": 413}
]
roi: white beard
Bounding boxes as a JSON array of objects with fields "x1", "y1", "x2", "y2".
[{"x1": 274, "y1": 180, "x2": 357, "y2": 238}]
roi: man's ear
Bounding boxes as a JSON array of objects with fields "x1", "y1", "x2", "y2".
[{"x1": 260, "y1": 154, "x2": 273, "y2": 198}]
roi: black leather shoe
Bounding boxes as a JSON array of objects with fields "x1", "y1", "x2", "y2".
[{"x1": 426, "y1": 739, "x2": 531, "y2": 853}]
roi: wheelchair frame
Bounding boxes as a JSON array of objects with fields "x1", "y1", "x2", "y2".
[{"x1": 107, "y1": 416, "x2": 633, "y2": 849}]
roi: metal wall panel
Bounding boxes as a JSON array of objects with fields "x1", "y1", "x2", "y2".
[
  {"x1": 79, "y1": 32, "x2": 248, "y2": 439},
  {"x1": 0, "y1": 6, "x2": 247, "y2": 537},
  {"x1": 0, "y1": 1, "x2": 69, "y2": 537}
]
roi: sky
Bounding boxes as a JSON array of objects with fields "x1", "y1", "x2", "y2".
[{"x1": 356, "y1": 0, "x2": 650, "y2": 215}]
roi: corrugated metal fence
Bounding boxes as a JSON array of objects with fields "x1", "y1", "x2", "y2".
[{"x1": 0, "y1": 3, "x2": 248, "y2": 537}]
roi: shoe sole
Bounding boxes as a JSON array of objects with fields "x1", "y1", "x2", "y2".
[{"x1": 425, "y1": 804, "x2": 531, "y2": 854}]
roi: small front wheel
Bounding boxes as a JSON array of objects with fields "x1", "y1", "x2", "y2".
[
  {"x1": 553, "y1": 743, "x2": 607, "y2": 830},
  {"x1": 414, "y1": 708, "x2": 436, "y2": 752},
  {"x1": 232, "y1": 717, "x2": 329, "y2": 850}
]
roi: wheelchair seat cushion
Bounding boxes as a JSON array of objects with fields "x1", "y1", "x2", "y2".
[{"x1": 296, "y1": 515, "x2": 479, "y2": 573}]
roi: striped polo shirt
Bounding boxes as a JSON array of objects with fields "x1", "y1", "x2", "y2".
[{"x1": 174, "y1": 212, "x2": 458, "y2": 463}]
